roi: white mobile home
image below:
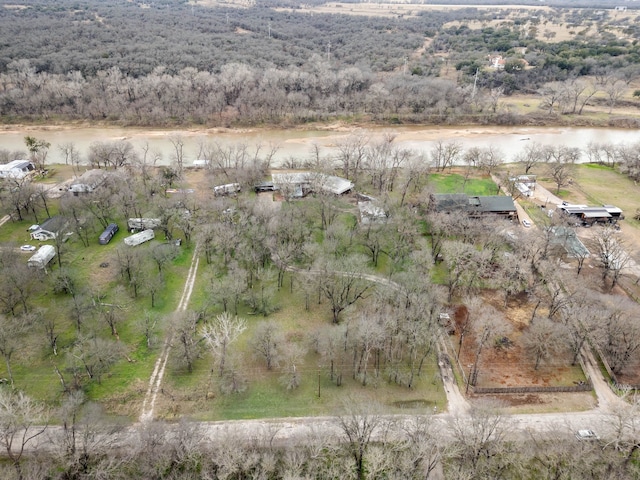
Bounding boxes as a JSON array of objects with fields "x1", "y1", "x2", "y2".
[
  {"x1": 0, "y1": 160, "x2": 36, "y2": 179},
  {"x1": 213, "y1": 183, "x2": 241, "y2": 196},
  {"x1": 124, "y1": 229, "x2": 155, "y2": 246},
  {"x1": 27, "y1": 245, "x2": 56, "y2": 269}
]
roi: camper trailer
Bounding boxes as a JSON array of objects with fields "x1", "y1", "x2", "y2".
[
  {"x1": 99, "y1": 223, "x2": 119, "y2": 245},
  {"x1": 127, "y1": 218, "x2": 161, "y2": 231},
  {"x1": 213, "y1": 183, "x2": 241, "y2": 196},
  {"x1": 27, "y1": 245, "x2": 56, "y2": 269},
  {"x1": 124, "y1": 229, "x2": 155, "y2": 246}
]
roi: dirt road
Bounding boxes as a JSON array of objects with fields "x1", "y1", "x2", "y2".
[{"x1": 139, "y1": 247, "x2": 200, "y2": 422}]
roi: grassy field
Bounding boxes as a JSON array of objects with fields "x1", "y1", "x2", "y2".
[
  {"x1": 0, "y1": 211, "x2": 192, "y2": 415},
  {"x1": 159, "y1": 270, "x2": 446, "y2": 421},
  {"x1": 429, "y1": 173, "x2": 499, "y2": 196}
]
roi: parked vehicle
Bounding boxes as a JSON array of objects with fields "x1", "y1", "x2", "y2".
[
  {"x1": 575, "y1": 430, "x2": 599, "y2": 440},
  {"x1": 99, "y1": 223, "x2": 119, "y2": 245},
  {"x1": 522, "y1": 219, "x2": 532, "y2": 228},
  {"x1": 20, "y1": 245, "x2": 36, "y2": 251}
]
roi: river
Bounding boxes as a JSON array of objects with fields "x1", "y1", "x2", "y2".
[{"x1": 0, "y1": 125, "x2": 638, "y2": 167}]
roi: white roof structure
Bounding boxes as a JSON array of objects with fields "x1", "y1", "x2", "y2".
[
  {"x1": 124, "y1": 229, "x2": 155, "y2": 246},
  {"x1": 358, "y1": 200, "x2": 387, "y2": 224},
  {"x1": 27, "y1": 245, "x2": 56, "y2": 269},
  {"x1": 271, "y1": 172, "x2": 354, "y2": 196},
  {"x1": 0, "y1": 160, "x2": 35, "y2": 179}
]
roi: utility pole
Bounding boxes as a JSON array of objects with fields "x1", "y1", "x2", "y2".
[
  {"x1": 226, "y1": 13, "x2": 229, "y2": 24},
  {"x1": 268, "y1": 22, "x2": 271, "y2": 38},
  {"x1": 403, "y1": 56, "x2": 408, "y2": 75},
  {"x1": 327, "y1": 41, "x2": 331, "y2": 62}
]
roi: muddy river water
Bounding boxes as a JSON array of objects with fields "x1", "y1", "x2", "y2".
[{"x1": 0, "y1": 125, "x2": 638, "y2": 167}]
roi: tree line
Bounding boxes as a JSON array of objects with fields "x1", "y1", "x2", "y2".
[
  {"x1": 0, "y1": 2, "x2": 638, "y2": 125},
  {"x1": 0, "y1": 391, "x2": 639, "y2": 479}
]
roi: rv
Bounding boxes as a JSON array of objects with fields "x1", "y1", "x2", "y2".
[
  {"x1": 213, "y1": 183, "x2": 241, "y2": 196},
  {"x1": 99, "y1": 223, "x2": 119, "y2": 245},
  {"x1": 124, "y1": 229, "x2": 155, "y2": 246},
  {"x1": 127, "y1": 218, "x2": 161, "y2": 231}
]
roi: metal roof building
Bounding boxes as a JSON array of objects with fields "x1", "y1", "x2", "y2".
[
  {"x1": 0, "y1": 160, "x2": 35, "y2": 179},
  {"x1": 430, "y1": 194, "x2": 517, "y2": 219},
  {"x1": 271, "y1": 172, "x2": 354, "y2": 197}
]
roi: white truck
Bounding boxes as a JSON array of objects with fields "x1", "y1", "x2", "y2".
[
  {"x1": 27, "y1": 245, "x2": 56, "y2": 269},
  {"x1": 124, "y1": 229, "x2": 155, "y2": 246}
]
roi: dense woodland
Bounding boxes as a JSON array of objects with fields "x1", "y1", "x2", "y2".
[
  {"x1": 0, "y1": 0, "x2": 639, "y2": 125},
  {"x1": 1, "y1": 2, "x2": 640, "y2": 477}
]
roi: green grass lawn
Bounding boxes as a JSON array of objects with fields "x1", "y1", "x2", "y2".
[
  {"x1": 160, "y1": 270, "x2": 447, "y2": 421},
  {"x1": 430, "y1": 173, "x2": 499, "y2": 196}
]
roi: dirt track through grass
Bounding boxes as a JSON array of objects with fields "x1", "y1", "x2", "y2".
[{"x1": 139, "y1": 247, "x2": 200, "y2": 422}]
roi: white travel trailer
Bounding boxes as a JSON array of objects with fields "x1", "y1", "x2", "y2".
[
  {"x1": 127, "y1": 218, "x2": 161, "y2": 231},
  {"x1": 124, "y1": 229, "x2": 155, "y2": 246},
  {"x1": 27, "y1": 245, "x2": 56, "y2": 269},
  {"x1": 213, "y1": 183, "x2": 241, "y2": 196}
]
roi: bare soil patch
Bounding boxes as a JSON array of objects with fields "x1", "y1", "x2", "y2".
[
  {"x1": 472, "y1": 392, "x2": 596, "y2": 414},
  {"x1": 455, "y1": 290, "x2": 585, "y2": 390}
]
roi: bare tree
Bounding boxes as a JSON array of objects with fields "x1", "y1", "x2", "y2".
[
  {"x1": 68, "y1": 335, "x2": 124, "y2": 385},
  {"x1": 56, "y1": 392, "x2": 123, "y2": 478},
  {"x1": 430, "y1": 140, "x2": 462, "y2": 172},
  {"x1": 57, "y1": 142, "x2": 80, "y2": 166},
  {"x1": 547, "y1": 161, "x2": 573, "y2": 194},
  {"x1": 138, "y1": 310, "x2": 158, "y2": 350},
  {"x1": 0, "y1": 388, "x2": 48, "y2": 480},
  {"x1": 468, "y1": 305, "x2": 511, "y2": 389},
  {"x1": 539, "y1": 81, "x2": 565, "y2": 114},
  {"x1": 169, "y1": 134, "x2": 186, "y2": 173},
  {"x1": 172, "y1": 310, "x2": 200, "y2": 374},
  {"x1": 400, "y1": 415, "x2": 450, "y2": 479},
  {"x1": 0, "y1": 314, "x2": 29, "y2": 387},
  {"x1": 250, "y1": 320, "x2": 283, "y2": 370},
  {"x1": 593, "y1": 226, "x2": 630, "y2": 289},
  {"x1": 442, "y1": 240, "x2": 490, "y2": 302},
  {"x1": 317, "y1": 255, "x2": 372, "y2": 324},
  {"x1": 279, "y1": 342, "x2": 307, "y2": 390},
  {"x1": 522, "y1": 317, "x2": 569, "y2": 370},
  {"x1": 594, "y1": 297, "x2": 640, "y2": 375},
  {"x1": 336, "y1": 399, "x2": 384, "y2": 480},
  {"x1": 449, "y1": 399, "x2": 507, "y2": 474},
  {"x1": 202, "y1": 312, "x2": 246, "y2": 378},
  {"x1": 516, "y1": 141, "x2": 546, "y2": 174},
  {"x1": 336, "y1": 130, "x2": 369, "y2": 181}
]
